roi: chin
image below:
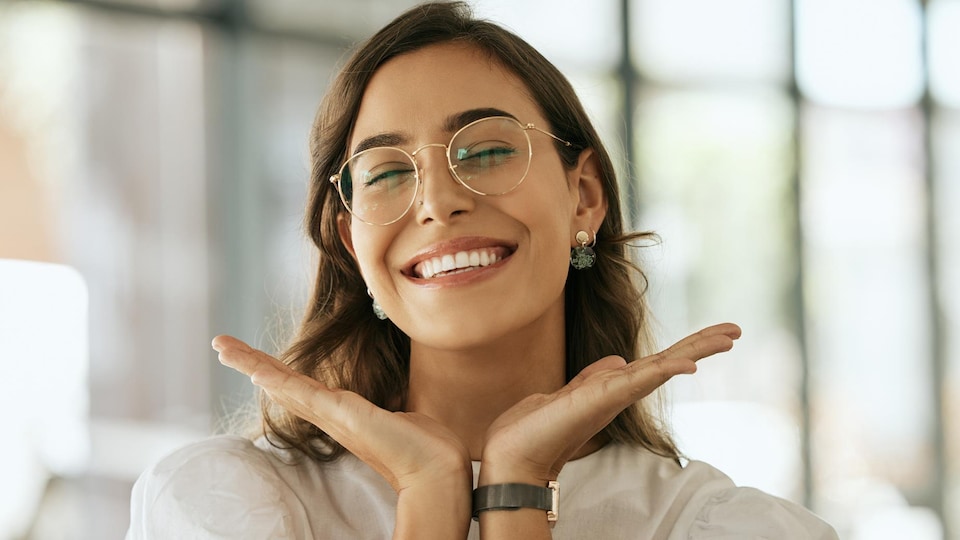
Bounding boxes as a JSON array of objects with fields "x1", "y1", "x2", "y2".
[
  {"x1": 406, "y1": 326, "x2": 497, "y2": 351},
  {"x1": 398, "y1": 314, "x2": 513, "y2": 352}
]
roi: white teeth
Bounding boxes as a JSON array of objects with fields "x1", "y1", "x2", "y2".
[
  {"x1": 441, "y1": 254, "x2": 456, "y2": 271},
  {"x1": 416, "y1": 249, "x2": 503, "y2": 278}
]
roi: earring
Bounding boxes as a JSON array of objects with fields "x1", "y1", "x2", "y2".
[
  {"x1": 372, "y1": 299, "x2": 388, "y2": 320},
  {"x1": 367, "y1": 288, "x2": 388, "y2": 320},
  {"x1": 570, "y1": 230, "x2": 596, "y2": 270}
]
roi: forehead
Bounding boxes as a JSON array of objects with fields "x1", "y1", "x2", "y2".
[{"x1": 349, "y1": 42, "x2": 544, "y2": 148}]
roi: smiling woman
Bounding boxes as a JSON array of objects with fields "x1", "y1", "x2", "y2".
[{"x1": 126, "y1": 2, "x2": 837, "y2": 539}]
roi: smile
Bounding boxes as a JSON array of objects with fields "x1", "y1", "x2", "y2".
[{"x1": 413, "y1": 249, "x2": 504, "y2": 279}]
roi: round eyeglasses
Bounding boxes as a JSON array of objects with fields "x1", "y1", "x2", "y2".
[{"x1": 329, "y1": 116, "x2": 572, "y2": 225}]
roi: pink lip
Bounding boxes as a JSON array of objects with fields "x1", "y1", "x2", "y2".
[{"x1": 402, "y1": 236, "x2": 517, "y2": 281}]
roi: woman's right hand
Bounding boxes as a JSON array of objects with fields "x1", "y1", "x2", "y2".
[{"x1": 212, "y1": 335, "x2": 472, "y2": 539}]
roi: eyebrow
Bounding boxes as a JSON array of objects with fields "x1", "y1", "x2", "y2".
[
  {"x1": 443, "y1": 107, "x2": 518, "y2": 132},
  {"x1": 352, "y1": 133, "x2": 405, "y2": 155},
  {"x1": 350, "y1": 107, "x2": 519, "y2": 156}
]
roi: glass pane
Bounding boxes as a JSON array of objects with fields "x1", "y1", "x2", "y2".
[
  {"x1": 796, "y1": 0, "x2": 924, "y2": 109},
  {"x1": 247, "y1": 0, "x2": 423, "y2": 43},
  {"x1": 933, "y1": 106, "x2": 960, "y2": 536},
  {"x1": 244, "y1": 38, "x2": 344, "y2": 337},
  {"x1": 631, "y1": 0, "x2": 790, "y2": 83},
  {"x1": 247, "y1": 0, "x2": 620, "y2": 72},
  {"x1": 472, "y1": 0, "x2": 620, "y2": 71},
  {"x1": 76, "y1": 12, "x2": 211, "y2": 425},
  {"x1": 0, "y1": 4, "x2": 213, "y2": 427},
  {"x1": 97, "y1": 0, "x2": 221, "y2": 11},
  {"x1": 0, "y1": 3, "x2": 214, "y2": 537},
  {"x1": 0, "y1": 262, "x2": 88, "y2": 536},
  {"x1": 634, "y1": 88, "x2": 803, "y2": 500},
  {"x1": 802, "y1": 105, "x2": 938, "y2": 535},
  {"x1": 564, "y1": 73, "x2": 624, "y2": 181},
  {"x1": 929, "y1": 0, "x2": 960, "y2": 108}
]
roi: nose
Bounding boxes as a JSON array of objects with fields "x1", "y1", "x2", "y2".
[{"x1": 412, "y1": 144, "x2": 475, "y2": 224}]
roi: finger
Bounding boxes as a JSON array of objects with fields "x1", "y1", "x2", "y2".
[
  {"x1": 532, "y1": 355, "x2": 696, "y2": 457},
  {"x1": 618, "y1": 330, "x2": 740, "y2": 395},
  {"x1": 212, "y1": 336, "x2": 324, "y2": 399},
  {"x1": 211, "y1": 335, "x2": 280, "y2": 376},
  {"x1": 566, "y1": 355, "x2": 626, "y2": 390},
  {"x1": 244, "y1": 356, "x2": 379, "y2": 445},
  {"x1": 566, "y1": 325, "x2": 739, "y2": 401},
  {"x1": 658, "y1": 323, "x2": 741, "y2": 358},
  {"x1": 637, "y1": 323, "x2": 740, "y2": 371},
  {"x1": 211, "y1": 338, "x2": 413, "y2": 470},
  {"x1": 212, "y1": 335, "x2": 360, "y2": 437},
  {"x1": 231, "y1": 353, "x2": 352, "y2": 429},
  {"x1": 593, "y1": 331, "x2": 737, "y2": 405},
  {"x1": 620, "y1": 353, "x2": 698, "y2": 394},
  {"x1": 568, "y1": 354, "x2": 693, "y2": 412},
  {"x1": 654, "y1": 332, "x2": 736, "y2": 365}
]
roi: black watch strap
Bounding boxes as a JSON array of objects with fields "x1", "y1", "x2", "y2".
[{"x1": 472, "y1": 481, "x2": 559, "y2": 522}]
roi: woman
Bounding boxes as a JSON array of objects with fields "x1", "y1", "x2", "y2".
[{"x1": 128, "y1": 2, "x2": 838, "y2": 538}]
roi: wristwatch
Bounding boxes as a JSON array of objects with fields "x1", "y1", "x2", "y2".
[{"x1": 472, "y1": 481, "x2": 559, "y2": 523}]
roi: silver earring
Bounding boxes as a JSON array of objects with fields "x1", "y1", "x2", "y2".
[
  {"x1": 367, "y1": 288, "x2": 388, "y2": 320},
  {"x1": 372, "y1": 299, "x2": 388, "y2": 320},
  {"x1": 570, "y1": 230, "x2": 596, "y2": 270}
]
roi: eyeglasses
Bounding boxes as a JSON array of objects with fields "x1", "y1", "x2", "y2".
[{"x1": 329, "y1": 116, "x2": 572, "y2": 225}]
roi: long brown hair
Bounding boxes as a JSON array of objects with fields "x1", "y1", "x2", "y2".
[{"x1": 261, "y1": 0, "x2": 679, "y2": 463}]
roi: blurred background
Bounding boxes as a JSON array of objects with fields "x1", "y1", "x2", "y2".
[{"x1": 0, "y1": 0, "x2": 957, "y2": 538}]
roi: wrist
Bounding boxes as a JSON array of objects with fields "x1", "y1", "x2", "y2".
[
  {"x1": 397, "y1": 451, "x2": 472, "y2": 491},
  {"x1": 478, "y1": 457, "x2": 552, "y2": 488},
  {"x1": 395, "y1": 476, "x2": 471, "y2": 539}
]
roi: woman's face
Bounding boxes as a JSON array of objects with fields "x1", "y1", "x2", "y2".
[{"x1": 339, "y1": 42, "x2": 600, "y2": 351}]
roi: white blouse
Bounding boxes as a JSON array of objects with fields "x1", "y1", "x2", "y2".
[{"x1": 127, "y1": 435, "x2": 838, "y2": 539}]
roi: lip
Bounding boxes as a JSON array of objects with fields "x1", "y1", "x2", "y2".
[{"x1": 402, "y1": 236, "x2": 517, "y2": 284}]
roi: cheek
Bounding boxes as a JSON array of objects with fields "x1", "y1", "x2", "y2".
[
  {"x1": 507, "y1": 189, "x2": 576, "y2": 278},
  {"x1": 525, "y1": 173, "x2": 577, "y2": 242},
  {"x1": 349, "y1": 226, "x2": 394, "y2": 286},
  {"x1": 541, "y1": 228, "x2": 574, "y2": 284}
]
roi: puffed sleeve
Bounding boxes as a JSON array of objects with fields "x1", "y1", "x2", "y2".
[
  {"x1": 126, "y1": 436, "x2": 307, "y2": 540},
  {"x1": 686, "y1": 487, "x2": 839, "y2": 540}
]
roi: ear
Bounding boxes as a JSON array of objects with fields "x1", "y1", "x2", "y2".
[
  {"x1": 569, "y1": 148, "x2": 607, "y2": 239},
  {"x1": 336, "y1": 212, "x2": 358, "y2": 261}
]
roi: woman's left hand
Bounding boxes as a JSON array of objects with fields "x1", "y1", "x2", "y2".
[{"x1": 478, "y1": 322, "x2": 741, "y2": 486}]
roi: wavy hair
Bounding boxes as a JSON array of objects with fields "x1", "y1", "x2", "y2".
[{"x1": 261, "y1": 0, "x2": 678, "y2": 463}]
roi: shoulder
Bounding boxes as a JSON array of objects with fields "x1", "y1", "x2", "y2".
[
  {"x1": 685, "y1": 484, "x2": 839, "y2": 539},
  {"x1": 669, "y1": 456, "x2": 838, "y2": 539},
  {"x1": 571, "y1": 442, "x2": 734, "y2": 498},
  {"x1": 127, "y1": 435, "x2": 304, "y2": 539},
  {"x1": 142, "y1": 434, "x2": 276, "y2": 473},
  {"x1": 558, "y1": 444, "x2": 837, "y2": 539},
  {"x1": 134, "y1": 435, "x2": 283, "y2": 493}
]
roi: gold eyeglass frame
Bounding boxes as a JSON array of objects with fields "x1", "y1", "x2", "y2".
[{"x1": 329, "y1": 116, "x2": 572, "y2": 226}]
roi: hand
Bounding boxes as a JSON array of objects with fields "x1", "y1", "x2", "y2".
[
  {"x1": 479, "y1": 323, "x2": 742, "y2": 486},
  {"x1": 211, "y1": 336, "x2": 471, "y2": 495}
]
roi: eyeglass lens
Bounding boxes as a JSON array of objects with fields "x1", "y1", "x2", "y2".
[{"x1": 339, "y1": 117, "x2": 531, "y2": 225}]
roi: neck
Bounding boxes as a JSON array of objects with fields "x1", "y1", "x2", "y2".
[{"x1": 405, "y1": 307, "x2": 567, "y2": 461}]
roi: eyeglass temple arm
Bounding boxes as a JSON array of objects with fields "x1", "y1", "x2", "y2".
[{"x1": 524, "y1": 123, "x2": 573, "y2": 148}]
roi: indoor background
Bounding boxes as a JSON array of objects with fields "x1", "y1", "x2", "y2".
[{"x1": 0, "y1": 0, "x2": 957, "y2": 538}]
